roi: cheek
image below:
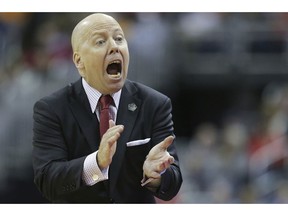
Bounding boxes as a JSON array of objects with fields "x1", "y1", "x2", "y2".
[
  {"x1": 86, "y1": 55, "x2": 103, "y2": 71},
  {"x1": 123, "y1": 50, "x2": 130, "y2": 70}
]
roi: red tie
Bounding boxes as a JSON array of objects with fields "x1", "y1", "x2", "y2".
[{"x1": 99, "y1": 95, "x2": 113, "y2": 138}]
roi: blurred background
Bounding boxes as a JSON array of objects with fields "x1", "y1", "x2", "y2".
[{"x1": 1, "y1": 12, "x2": 288, "y2": 203}]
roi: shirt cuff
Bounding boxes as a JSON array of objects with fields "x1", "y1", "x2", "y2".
[{"x1": 82, "y1": 151, "x2": 109, "y2": 186}]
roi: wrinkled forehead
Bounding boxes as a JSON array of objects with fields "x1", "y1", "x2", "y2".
[{"x1": 72, "y1": 14, "x2": 123, "y2": 50}]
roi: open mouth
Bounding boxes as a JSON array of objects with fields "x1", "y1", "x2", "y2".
[{"x1": 106, "y1": 60, "x2": 122, "y2": 78}]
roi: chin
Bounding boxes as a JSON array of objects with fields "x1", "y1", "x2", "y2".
[{"x1": 106, "y1": 84, "x2": 123, "y2": 94}]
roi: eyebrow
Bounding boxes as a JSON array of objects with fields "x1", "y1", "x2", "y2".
[{"x1": 90, "y1": 28, "x2": 124, "y2": 38}]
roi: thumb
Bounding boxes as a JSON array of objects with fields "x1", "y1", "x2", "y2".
[
  {"x1": 161, "y1": 135, "x2": 174, "y2": 150},
  {"x1": 109, "y1": 119, "x2": 115, "y2": 128}
]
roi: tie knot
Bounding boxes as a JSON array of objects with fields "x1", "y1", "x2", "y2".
[{"x1": 99, "y1": 95, "x2": 113, "y2": 110}]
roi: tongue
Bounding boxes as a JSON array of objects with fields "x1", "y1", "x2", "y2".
[{"x1": 107, "y1": 63, "x2": 118, "y2": 75}]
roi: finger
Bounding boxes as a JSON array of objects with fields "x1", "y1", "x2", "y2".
[
  {"x1": 141, "y1": 177, "x2": 153, "y2": 186},
  {"x1": 161, "y1": 135, "x2": 174, "y2": 150},
  {"x1": 168, "y1": 155, "x2": 175, "y2": 164},
  {"x1": 106, "y1": 124, "x2": 124, "y2": 134},
  {"x1": 107, "y1": 132, "x2": 121, "y2": 146},
  {"x1": 102, "y1": 125, "x2": 124, "y2": 144},
  {"x1": 146, "y1": 170, "x2": 161, "y2": 179},
  {"x1": 159, "y1": 157, "x2": 174, "y2": 170},
  {"x1": 109, "y1": 119, "x2": 115, "y2": 128}
]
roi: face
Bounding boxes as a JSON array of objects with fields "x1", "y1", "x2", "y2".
[{"x1": 72, "y1": 13, "x2": 129, "y2": 94}]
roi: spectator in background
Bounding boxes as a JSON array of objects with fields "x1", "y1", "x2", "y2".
[{"x1": 0, "y1": 13, "x2": 78, "y2": 202}]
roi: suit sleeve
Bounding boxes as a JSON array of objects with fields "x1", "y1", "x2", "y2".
[
  {"x1": 32, "y1": 99, "x2": 85, "y2": 201},
  {"x1": 150, "y1": 97, "x2": 183, "y2": 201}
]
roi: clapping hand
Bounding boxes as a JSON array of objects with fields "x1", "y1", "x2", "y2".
[
  {"x1": 97, "y1": 120, "x2": 124, "y2": 170},
  {"x1": 141, "y1": 135, "x2": 175, "y2": 187}
]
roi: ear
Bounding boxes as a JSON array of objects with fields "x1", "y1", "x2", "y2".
[{"x1": 73, "y1": 52, "x2": 85, "y2": 77}]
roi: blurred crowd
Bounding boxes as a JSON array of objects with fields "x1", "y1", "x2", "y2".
[
  {"x1": 178, "y1": 82, "x2": 288, "y2": 203},
  {"x1": 1, "y1": 12, "x2": 288, "y2": 203}
]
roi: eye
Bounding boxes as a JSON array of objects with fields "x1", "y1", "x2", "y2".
[
  {"x1": 115, "y1": 36, "x2": 124, "y2": 43},
  {"x1": 96, "y1": 39, "x2": 105, "y2": 46}
]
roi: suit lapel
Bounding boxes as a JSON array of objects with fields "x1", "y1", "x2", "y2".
[
  {"x1": 109, "y1": 80, "x2": 141, "y2": 193},
  {"x1": 67, "y1": 79, "x2": 141, "y2": 193},
  {"x1": 68, "y1": 79, "x2": 100, "y2": 152}
]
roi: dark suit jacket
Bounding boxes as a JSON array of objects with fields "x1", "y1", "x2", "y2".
[{"x1": 32, "y1": 78, "x2": 182, "y2": 203}]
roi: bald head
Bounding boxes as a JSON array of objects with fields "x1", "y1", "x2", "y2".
[
  {"x1": 71, "y1": 13, "x2": 122, "y2": 52},
  {"x1": 70, "y1": 12, "x2": 129, "y2": 94}
]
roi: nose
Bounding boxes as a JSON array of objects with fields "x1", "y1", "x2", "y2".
[{"x1": 108, "y1": 39, "x2": 119, "y2": 54}]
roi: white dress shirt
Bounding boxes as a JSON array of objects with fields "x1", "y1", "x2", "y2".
[{"x1": 81, "y1": 78, "x2": 121, "y2": 186}]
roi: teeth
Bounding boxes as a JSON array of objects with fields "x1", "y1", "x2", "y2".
[
  {"x1": 109, "y1": 60, "x2": 121, "y2": 65},
  {"x1": 109, "y1": 72, "x2": 121, "y2": 78}
]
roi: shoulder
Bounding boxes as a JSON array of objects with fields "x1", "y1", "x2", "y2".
[
  {"x1": 33, "y1": 79, "x2": 81, "y2": 112},
  {"x1": 125, "y1": 80, "x2": 169, "y2": 102},
  {"x1": 36, "y1": 85, "x2": 70, "y2": 106}
]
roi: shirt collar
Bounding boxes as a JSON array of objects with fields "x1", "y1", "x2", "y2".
[{"x1": 82, "y1": 78, "x2": 121, "y2": 113}]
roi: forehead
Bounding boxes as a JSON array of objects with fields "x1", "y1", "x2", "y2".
[
  {"x1": 72, "y1": 14, "x2": 124, "y2": 50},
  {"x1": 83, "y1": 15, "x2": 123, "y2": 35}
]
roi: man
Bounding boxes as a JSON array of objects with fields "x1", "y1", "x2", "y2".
[{"x1": 32, "y1": 13, "x2": 182, "y2": 203}]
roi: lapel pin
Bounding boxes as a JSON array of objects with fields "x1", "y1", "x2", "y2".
[{"x1": 128, "y1": 103, "x2": 137, "y2": 112}]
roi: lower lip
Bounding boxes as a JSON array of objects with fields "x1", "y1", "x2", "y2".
[{"x1": 107, "y1": 72, "x2": 122, "y2": 80}]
